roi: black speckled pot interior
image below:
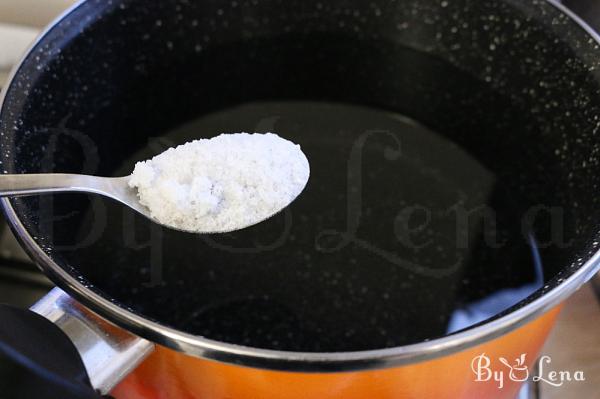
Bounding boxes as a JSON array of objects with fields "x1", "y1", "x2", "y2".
[{"x1": 1, "y1": 0, "x2": 600, "y2": 353}]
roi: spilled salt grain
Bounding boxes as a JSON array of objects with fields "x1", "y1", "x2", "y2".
[{"x1": 129, "y1": 132, "x2": 310, "y2": 232}]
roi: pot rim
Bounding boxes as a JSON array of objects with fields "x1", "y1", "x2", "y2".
[{"x1": 1, "y1": 0, "x2": 599, "y2": 372}]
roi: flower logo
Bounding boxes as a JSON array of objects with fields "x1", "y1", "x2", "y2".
[{"x1": 498, "y1": 354, "x2": 529, "y2": 382}]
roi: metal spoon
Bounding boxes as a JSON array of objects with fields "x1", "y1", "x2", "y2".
[
  {"x1": 0, "y1": 173, "x2": 148, "y2": 215},
  {"x1": 0, "y1": 173, "x2": 298, "y2": 233}
]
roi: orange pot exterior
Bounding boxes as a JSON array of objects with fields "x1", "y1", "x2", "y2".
[{"x1": 112, "y1": 307, "x2": 560, "y2": 399}]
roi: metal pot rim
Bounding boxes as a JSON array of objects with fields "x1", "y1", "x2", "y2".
[{"x1": 1, "y1": 0, "x2": 599, "y2": 372}]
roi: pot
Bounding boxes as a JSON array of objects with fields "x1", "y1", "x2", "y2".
[{"x1": 0, "y1": 0, "x2": 599, "y2": 398}]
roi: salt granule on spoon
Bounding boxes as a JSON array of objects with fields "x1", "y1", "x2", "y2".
[{"x1": 128, "y1": 133, "x2": 310, "y2": 233}]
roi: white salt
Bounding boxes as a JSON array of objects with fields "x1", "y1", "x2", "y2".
[{"x1": 129, "y1": 132, "x2": 310, "y2": 232}]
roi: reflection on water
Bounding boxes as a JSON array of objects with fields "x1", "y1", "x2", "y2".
[{"x1": 447, "y1": 234, "x2": 544, "y2": 334}]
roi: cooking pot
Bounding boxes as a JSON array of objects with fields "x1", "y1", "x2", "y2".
[{"x1": 0, "y1": 0, "x2": 599, "y2": 398}]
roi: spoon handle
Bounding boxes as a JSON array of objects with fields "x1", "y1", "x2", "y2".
[{"x1": 0, "y1": 173, "x2": 105, "y2": 196}]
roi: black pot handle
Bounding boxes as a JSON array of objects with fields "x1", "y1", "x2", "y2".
[
  {"x1": 29, "y1": 288, "x2": 154, "y2": 394},
  {"x1": 0, "y1": 287, "x2": 153, "y2": 398},
  {"x1": 0, "y1": 304, "x2": 104, "y2": 399}
]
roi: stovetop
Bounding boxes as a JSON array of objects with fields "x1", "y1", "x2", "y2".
[{"x1": 0, "y1": 221, "x2": 51, "y2": 307}]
